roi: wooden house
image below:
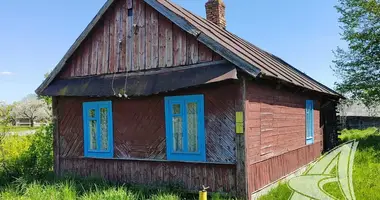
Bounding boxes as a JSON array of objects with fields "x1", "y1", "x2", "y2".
[{"x1": 36, "y1": 0, "x2": 342, "y2": 198}]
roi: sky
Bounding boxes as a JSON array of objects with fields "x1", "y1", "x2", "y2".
[{"x1": 0, "y1": 0, "x2": 345, "y2": 104}]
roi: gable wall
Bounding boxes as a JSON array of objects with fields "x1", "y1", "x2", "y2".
[{"x1": 59, "y1": 0, "x2": 222, "y2": 79}]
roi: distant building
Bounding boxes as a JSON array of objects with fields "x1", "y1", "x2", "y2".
[
  {"x1": 15, "y1": 118, "x2": 46, "y2": 127},
  {"x1": 339, "y1": 102, "x2": 380, "y2": 129}
]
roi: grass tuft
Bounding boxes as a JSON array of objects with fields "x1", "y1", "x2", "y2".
[{"x1": 259, "y1": 127, "x2": 380, "y2": 200}]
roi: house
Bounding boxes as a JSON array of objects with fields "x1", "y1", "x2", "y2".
[
  {"x1": 35, "y1": 0, "x2": 342, "y2": 198},
  {"x1": 338, "y1": 101, "x2": 380, "y2": 129},
  {"x1": 14, "y1": 118, "x2": 47, "y2": 127}
]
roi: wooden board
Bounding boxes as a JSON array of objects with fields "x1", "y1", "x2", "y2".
[
  {"x1": 60, "y1": 157, "x2": 236, "y2": 194},
  {"x1": 58, "y1": 0, "x2": 224, "y2": 78}
]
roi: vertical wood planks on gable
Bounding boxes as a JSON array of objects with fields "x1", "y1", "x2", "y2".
[
  {"x1": 133, "y1": 0, "x2": 146, "y2": 70},
  {"x1": 70, "y1": 56, "x2": 76, "y2": 77},
  {"x1": 139, "y1": 2, "x2": 146, "y2": 70},
  {"x1": 187, "y1": 35, "x2": 199, "y2": 65},
  {"x1": 82, "y1": 38, "x2": 92, "y2": 75},
  {"x1": 145, "y1": 5, "x2": 159, "y2": 69},
  {"x1": 119, "y1": 1, "x2": 127, "y2": 72},
  {"x1": 114, "y1": 5, "x2": 122, "y2": 72},
  {"x1": 173, "y1": 25, "x2": 187, "y2": 66},
  {"x1": 198, "y1": 42, "x2": 213, "y2": 63},
  {"x1": 96, "y1": 21, "x2": 104, "y2": 75},
  {"x1": 90, "y1": 29, "x2": 99, "y2": 75},
  {"x1": 126, "y1": 0, "x2": 133, "y2": 71},
  {"x1": 102, "y1": 15, "x2": 110, "y2": 74},
  {"x1": 108, "y1": 6, "x2": 117, "y2": 73},
  {"x1": 158, "y1": 15, "x2": 173, "y2": 68}
]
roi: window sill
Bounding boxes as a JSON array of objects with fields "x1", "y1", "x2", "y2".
[{"x1": 65, "y1": 156, "x2": 236, "y2": 166}]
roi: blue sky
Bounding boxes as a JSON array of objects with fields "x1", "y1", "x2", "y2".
[{"x1": 0, "y1": 0, "x2": 345, "y2": 104}]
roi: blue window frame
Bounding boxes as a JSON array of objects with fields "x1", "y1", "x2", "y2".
[
  {"x1": 164, "y1": 95, "x2": 206, "y2": 162},
  {"x1": 305, "y1": 100, "x2": 314, "y2": 145},
  {"x1": 83, "y1": 101, "x2": 114, "y2": 158}
]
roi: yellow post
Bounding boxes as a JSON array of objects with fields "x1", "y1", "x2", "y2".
[{"x1": 199, "y1": 185, "x2": 209, "y2": 200}]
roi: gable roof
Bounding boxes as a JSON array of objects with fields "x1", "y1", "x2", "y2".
[{"x1": 36, "y1": 0, "x2": 342, "y2": 98}]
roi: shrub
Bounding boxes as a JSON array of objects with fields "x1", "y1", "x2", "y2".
[
  {"x1": 0, "y1": 124, "x2": 54, "y2": 183},
  {"x1": 21, "y1": 124, "x2": 54, "y2": 178}
]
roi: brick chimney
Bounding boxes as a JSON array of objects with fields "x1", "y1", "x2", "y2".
[{"x1": 205, "y1": 0, "x2": 226, "y2": 29}]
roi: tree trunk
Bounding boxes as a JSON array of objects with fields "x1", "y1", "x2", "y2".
[{"x1": 30, "y1": 118, "x2": 34, "y2": 127}]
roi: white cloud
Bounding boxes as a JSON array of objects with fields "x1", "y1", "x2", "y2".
[{"x1": 0, "y1": 71, "x2": 13, "y2": 75}]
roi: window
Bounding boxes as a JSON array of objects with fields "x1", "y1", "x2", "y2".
[
  {"x1": 83, "y1": 101, "x2": 114, "y2": 158},
  {"x1": 164, "y1": 95, "x2": 206, "y2": 162},
  {"x1": 305, "y1": 100, "x2": 314, "y2": 145}
]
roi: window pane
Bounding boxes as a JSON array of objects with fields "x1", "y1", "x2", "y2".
[
  {"x1": 100, "y1": 108, "x2": 108, "y2": 150},
  {"x1": 187, "y1": 102, "x2": 198, "y2": 152},
  {"x1": 172, "y1": 104, "x2": 180, "y2": 114},
  {"x1": 89, "y1": 120, "x2": 97, "y2": 150},
  {"x1": 89, "y1": 109, "x2": 95, "y2": 118},
  {"x1": 172, "y1": 116, "x2": 183, "y2": 151}
]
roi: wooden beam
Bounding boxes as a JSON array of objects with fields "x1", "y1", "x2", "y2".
[
  {"x1": 52, "y1": 97, "x2": 60, "y2": 176},
  {"x1": 35, "y1": 0, "x2": 115, "y2": 94},
  {"x1": 66, "y1": 60, "x2": 229, "y2": 79},
  {"x1": 235, "y1": 76, "x2": 248, "y2": 198}
]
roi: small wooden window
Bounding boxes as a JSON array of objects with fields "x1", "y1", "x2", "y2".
[
  {"x1": 164, "y1": 95, "x2": 206, "y2": 162},
  {"x1": 83, "y1": 101, "x2": 114, "y2": 158},
  {"x1": 305, "y1": 100, "x2": 314, "y2": 145}
]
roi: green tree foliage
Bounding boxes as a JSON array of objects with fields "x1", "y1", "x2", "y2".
[
  {"x1": 38, "y1": 72, "x2": 52, "y2": 108},
  {"x1": 333, "y1": 0, "x2": 380, "y2": 106}
]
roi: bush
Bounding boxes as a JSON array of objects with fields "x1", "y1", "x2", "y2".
[
  {"x1": 0, "y1": 124, "x2": 54, "y2": 183},
  {"x1": 21, "y1": 124, "x2": 54, "y2": 178}
]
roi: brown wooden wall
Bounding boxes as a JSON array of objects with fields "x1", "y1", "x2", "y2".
[
  {"x1": 60, "y1": 158, "x2": 236, "y2": 193},
  {"x1": 244, "y1": 80, "x2": 324, "y2": 198},
  {"x1": 244, "y1": 81, "x2": 322, "y2": 164},
  {"x1": 56, "y1": 82, "x2": 240, "y2": 193},
  {"x1": 57, "y1": 82, "x2": 238, "y2": 163},
  {"x1": 248, "y1": 141, "x2": 321, "y2": 196},
  {"x1": 58, "y1": 0, "x2": 222, "y2": 79}
]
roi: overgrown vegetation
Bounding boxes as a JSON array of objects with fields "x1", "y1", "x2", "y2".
[
  {"x1": 0, "y1": 125, "x2": 235, "y2": 199},
  {"x1": 259, "y1": 127, "x2": 380, "y2": 200}
]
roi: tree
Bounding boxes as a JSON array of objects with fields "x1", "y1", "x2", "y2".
[
  {"x1": 38, "y1": 72, "x2": 52, "y2": 112},
  {"x1": 333, "y1": 0, "x2": 380, "y2": 106},
  {"x1": 0, "y1": 102, "x2": 14, "y2": 128},
  {"x1": 11, "y1": 97, "x2": 50, "y2": 127}
]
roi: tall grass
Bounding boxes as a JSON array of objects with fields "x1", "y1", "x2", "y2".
[
  {"x1": 0, "y1": 125, "x2": 236, "y2": 199},
  {"x1": 259, "y1": 127, "x2": 380, "y2": 200}
]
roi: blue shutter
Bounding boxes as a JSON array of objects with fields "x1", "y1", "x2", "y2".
[{"x1": 305, "y1": 100, "x2": 314, "y2": 145}]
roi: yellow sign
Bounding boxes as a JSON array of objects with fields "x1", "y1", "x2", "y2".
[
  {"x1": 236, "y1": 112, "x2": 244, "y2": 134},
  {"x1": 236, "y1": 112, "x2": 243, "y2": 123}
]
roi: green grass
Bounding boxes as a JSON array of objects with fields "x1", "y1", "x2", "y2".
[
  {"x1": 0, "y1": 177, "x2": 237, "y2": 200},
  {"x1": 0, "y1": 126, "x2": 37, "y2": 133},
  {"x1": 259, "y1": 127, "x2": 380, "y2": 200}
]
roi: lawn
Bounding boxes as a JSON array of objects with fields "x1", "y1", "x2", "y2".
[
  {"x1": 259, "y1": 127, "x2": 380, "y2": 200},
  {"x1": 0, "y1": 126, "x2": 37, "y2": 133}
]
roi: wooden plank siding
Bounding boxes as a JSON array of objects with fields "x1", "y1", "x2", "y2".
[
  {"x1": 247, "y1": 141, "x2": 321, "y2": 194},
  {"x1": 60, "y1": 158, "x2": 236, "y2": 193},
  {"x1": 57, "y1": 82, "x2": 238, "y2": 162},
  {"x1": 244, "y1": 80, "x2": 324, "y2": 199},
  {"x1": 59, "y1": 0, "x2": 220, "y2": 79}
]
